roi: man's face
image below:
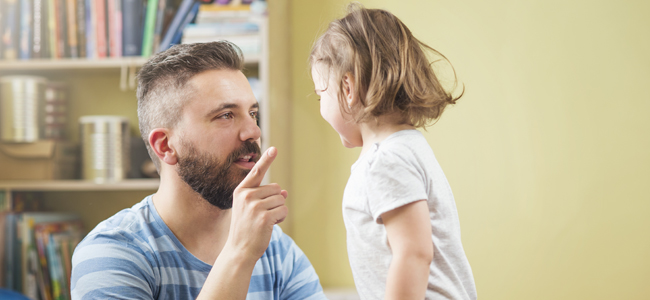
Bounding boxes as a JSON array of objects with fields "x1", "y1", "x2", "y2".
[{"x1": 174, "y1": 69, "x2": 262, "y2": 209}]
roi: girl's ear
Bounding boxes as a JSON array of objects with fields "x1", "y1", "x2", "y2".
[
  {"x1": 149, "y1": 128, "x2": 178, "y2": 166},
  {"x1": 343, "y1": 73, "x2": 357, "y2": 108}
]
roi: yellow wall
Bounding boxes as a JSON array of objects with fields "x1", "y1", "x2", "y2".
[{"x1": 288, "y1": 0, "x2": 650, "y2": 299}]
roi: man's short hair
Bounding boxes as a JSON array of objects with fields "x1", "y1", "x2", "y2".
[{"x1": 137, "y1": 41, "x2": 244, "y2": 171}]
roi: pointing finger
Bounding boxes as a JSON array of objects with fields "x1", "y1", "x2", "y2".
[{"x1": 238, "y1": 147, "x2": 277, "y2": 189}]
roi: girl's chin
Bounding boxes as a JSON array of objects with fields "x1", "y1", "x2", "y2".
[{"x1": 340, "y1": 135, "x2": 360, "y2": 148}]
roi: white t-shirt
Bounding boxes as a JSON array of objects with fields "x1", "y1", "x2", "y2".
[{"x1": 342, "y1": 130, "x2": 477, "y2": 300}]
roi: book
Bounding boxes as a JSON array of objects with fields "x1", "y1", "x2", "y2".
[
  {"x1": 141, "y1": 0, "x2": 159, "y2": 57},
  {"x1": 18, "y1": 0, "x2": 32, "y2": 59},
  {"x1": 0, "y1": 213, "x2": 6, "y2": 288},
  {"x1": 85, "y1": 0, "x2": 95, "y2": 58},
  {"x1": 121, "y1": 0, "x2": 144, "y2": 56},
  {"x1": 54, "y1": 0, "x2": 68, "y2": 58},
  {"x1": 34, "y1": 219, "x2": 82, "y2": 300},
  {"x1": 4, "y1": 213, "x2": 18, "y2": 290},
  {"x1": 17, "y1": 213, "x2": 80, "y2": 297},
  {"x1": 32, "y1": 0, "x2": 45, "y2": 58},
  {"x1": 66, "y1": 0, "x2": 78, "y2": 58},
  {"x1": 158, "y1": 0, "x2": 197, "y2": 53},
  {"x1": 47, "y1": 0, "x2": 58, "y2": 58},
  {"x1": 2, "y1": 0, "x2": 19, "y2": 59},
  {"x1": 0, "y1": 0, "x2": 4, "y2": 58},
  {"x1": 108, "y1": 0, "x2": 122, "y2": 57},
  {"x1": 94, "y1": 0, "x2": 107, "y2": 57},
  {"x1": 76, "y1": 0, "x2": 87, "y2": 57},
  {"x1": 151, "y1": 0, "x2": 167, "y2": 53}
]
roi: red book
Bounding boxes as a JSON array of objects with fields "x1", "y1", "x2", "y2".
[
  {"x1": 107, "y1": 0, "x2": 122, "y2": 57},
  {"x1": 94, "y1": 0, "x2": 107, "y2": 58}
]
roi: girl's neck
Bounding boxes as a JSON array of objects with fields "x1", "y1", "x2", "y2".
[{"x1": 358, "y1": 114, "x2": 415, "y2": 157}]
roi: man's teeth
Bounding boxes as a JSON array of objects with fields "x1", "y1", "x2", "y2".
[{"x1": 241, "y1": 155, "x2": 251, "y2": 161}]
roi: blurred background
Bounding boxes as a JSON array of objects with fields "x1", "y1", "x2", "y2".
[{"x1": 0, "y1": 0, "x2": 648, "y2": 299}]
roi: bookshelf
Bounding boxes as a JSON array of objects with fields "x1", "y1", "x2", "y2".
[{"x1": 0, "y1": 2, "x2": 277, "y2": 297}]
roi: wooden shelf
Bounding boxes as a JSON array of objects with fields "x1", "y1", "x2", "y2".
[
  {"x1": 0, "y1": 55, "x2": 260, "y2": 71},
  {"x1": 0, "y1": 179, "x2": 160, "y2": 192},
  {"x1": 0, "y1": 57, "x2": 148, "y2": 70}
]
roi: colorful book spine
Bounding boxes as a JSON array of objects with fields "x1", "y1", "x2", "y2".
[
  {"x1": 108, "y1": 0, "x2": 122, "y2": 57},
  {"x1": 18, "y1": 0, "x2": 32, "y2": 59},
  {"x1": 85, "y1": 0, "x2": 95, "y2": 58},
  {"x1": 32, "y1": 0, "x2": 45, "y2": 58},
  {"x1": 158, "y1": 0, "x2": 197, "y2": 53},
  {"x1": 121, "y1": 0, "x2": 143, "y2": 56},
  {"x1": 2, "y1": 0, "x2": 19, "y2": 59},
  {"x1": 0, "y1": 0, "x2": 4, "y2": 58},
  {"x1": 151, "y1": 0, "x2": 166, "y2": 54},
  {"x1": 94, "y1": 0, "x2": 107, "y2": 57},
  {"x1": 66, "y1": 0, "x2": 78, "y2": 58},
  {"x1": 54, "y1": 0, "x2": 67, "y2": 58},
  {"x1": 141, "y1": 0, "x2": 159, "y2": 57},
  {"x1": 47, "y1": 0, "x2": 58, "y2": 58},
  {"x1": 76, "y1": 0, "x2": 87, "y2": 57}
]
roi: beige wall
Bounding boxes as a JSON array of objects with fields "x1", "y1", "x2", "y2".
[{"x1": 288, "y1": 0, "x2": 650, "y2": 299}]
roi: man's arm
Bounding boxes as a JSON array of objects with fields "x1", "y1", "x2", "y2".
[
  {"x1": 71, "y1": 238, "x2": 155, "y2": 300},
  {"x1": 382, "y1": 200, "x2": 433, "y2": 300},
  {"x1": 197, "y1": 147, "x2": 289, "y2": 299}
]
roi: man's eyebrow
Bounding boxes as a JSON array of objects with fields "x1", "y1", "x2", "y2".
[{"x1": 205, "y1": 102, "x2": 259, "y2": 118}]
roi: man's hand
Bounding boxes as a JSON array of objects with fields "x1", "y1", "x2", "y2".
[
  {"x1": 227, "y1": 146, "x2": 289, "y2": 259},
  {"x1": 198, "y1": 148, "x2": 287, "y2": 300}
]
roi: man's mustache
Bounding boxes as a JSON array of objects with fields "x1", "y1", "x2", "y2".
[{"x1": 225, "y1": 141, "x2": 261, "y2": 166}]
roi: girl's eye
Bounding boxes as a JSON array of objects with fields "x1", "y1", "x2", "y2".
[
  {"x1": 317, "y1": 98, "x2": 321, "y2": 102},
  {"x1": 250, "y1": 111, "x2": 258, "y2": 120}
]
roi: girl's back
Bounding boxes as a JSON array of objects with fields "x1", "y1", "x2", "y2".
[{"x1": 342, "y1": 129, "x2": 476, "y2": 299}]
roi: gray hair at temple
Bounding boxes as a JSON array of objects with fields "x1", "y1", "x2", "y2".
[{"x1": 136, "y1": 41, "x2": 244, "y2": 172}]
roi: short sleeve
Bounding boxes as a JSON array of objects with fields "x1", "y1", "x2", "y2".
[
  {"x1": 273, "y1": 228, "x2": 327, "y2": 300},
  {"x1": 366, "y1": 148, "x2": 428, "y2": 224},
  {"x1": 71, "y1": 233, "x2": 156, "y2": 300}
]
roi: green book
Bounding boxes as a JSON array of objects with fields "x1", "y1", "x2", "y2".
[{"x1": 141, "y1": 0, "x2": 159, "y2": 57}]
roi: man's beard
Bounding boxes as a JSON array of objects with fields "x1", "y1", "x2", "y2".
[{"x1": 176, "y1": 139, "x2": 261, "y2": 209}]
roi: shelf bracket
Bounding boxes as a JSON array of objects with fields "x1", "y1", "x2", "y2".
[
  {"x1": 120, "y1": 63, "x2": 128, "y2": 91},
  {"x1": 129, "y1": 65, "x2": 137, "y2": 90}
]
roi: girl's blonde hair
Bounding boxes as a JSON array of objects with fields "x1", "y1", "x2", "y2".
[{"x1": 310, "y1": 3, "x2": 463, "y2": 128}]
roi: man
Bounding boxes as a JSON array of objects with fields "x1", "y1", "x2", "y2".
[{"x1": 70, "y1": 42, "x2": 327, "y2": 300}]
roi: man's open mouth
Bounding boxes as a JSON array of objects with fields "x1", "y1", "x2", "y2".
[{"x1": 236, "y1": 153, "x2": 258, "y2": 163}]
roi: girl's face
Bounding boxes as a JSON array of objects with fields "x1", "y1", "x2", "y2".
[{"x1": 312, "y1": 65, "x2": 362, "y2": 148}]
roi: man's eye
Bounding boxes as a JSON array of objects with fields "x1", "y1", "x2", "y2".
[
  {"x1": 316, "y1": 98, "x2": 321, "y2": 102},
  {"x1": 218, "y1": 112, "x2": 233, "y2": 119},
  {"x1": 250, "y1": 111, "x2": 258, "y2": 120}
]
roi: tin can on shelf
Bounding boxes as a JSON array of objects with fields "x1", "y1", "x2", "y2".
[
  {"x1": 79, "y1": 115, "x2": 130, "y2": 182},
  {"x1": 0, "y1": 76, "x2": 47, "y2": 142}
]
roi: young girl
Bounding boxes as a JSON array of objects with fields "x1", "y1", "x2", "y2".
[{"x1": 310, "y1": 4, "x2": 477, "y2": 300}]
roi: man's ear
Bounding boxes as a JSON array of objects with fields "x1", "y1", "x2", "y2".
[
  {"x1": 149, "y1": 128, "x2": 178, "y2": 166},
  {"x1": 343, "y1": 72, "x2": 357, "y2": 108}
]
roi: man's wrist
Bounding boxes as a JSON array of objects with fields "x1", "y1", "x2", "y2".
[{"x1": 217, "y1": 243, "x2": 258, "y2": 271}]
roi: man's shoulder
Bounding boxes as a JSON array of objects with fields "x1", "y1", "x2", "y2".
[{"x1": 74, "y1": 197, "x2": 156, "y2": 257}]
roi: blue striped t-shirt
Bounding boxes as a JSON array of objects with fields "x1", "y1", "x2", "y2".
[{"x1": 71, "y1": 195, "x2": 327, "y2": 300}]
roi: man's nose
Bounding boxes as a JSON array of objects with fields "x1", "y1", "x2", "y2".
[{"x1": 240, "y1": 114, "x2": 261, "y2": 142}]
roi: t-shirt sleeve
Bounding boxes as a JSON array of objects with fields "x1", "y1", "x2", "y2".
[
  {"x1": 275, "y1": 228, "x2": 328, "y2": 300},
  {"x1": 71, "y1": 232, "x2": 156, "y2": 300},
  {"x1": 366, "y1": 148, "x2": 428, "y2": 224}
]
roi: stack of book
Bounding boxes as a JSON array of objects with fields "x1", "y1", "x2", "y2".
[
  {"x1": 0, "y1": 192, "x2": 83, "y2": 300},
  {"x1": 0, "y1": 0, "x2": 208, "y2": 60},
  {"x1": 181, "y1": 2, "x2": 263, "y2": 58}
]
